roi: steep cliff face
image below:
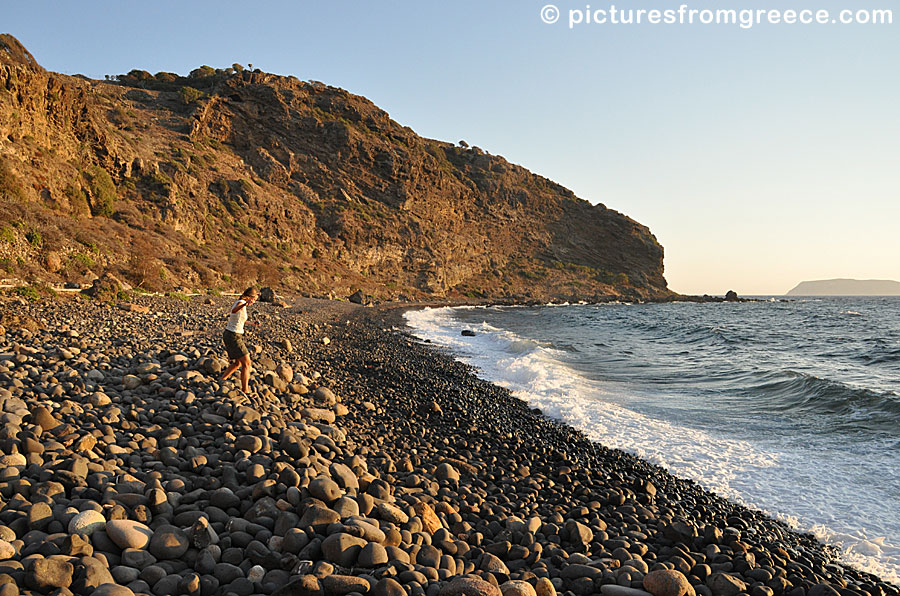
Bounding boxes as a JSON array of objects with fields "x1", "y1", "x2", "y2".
[{"x1": 0, "y1": 35, "x2": 669, "y2": 301}]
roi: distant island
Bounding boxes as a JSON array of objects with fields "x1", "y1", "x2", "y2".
[{"x1": 786, "y1": 279, "x2": 900, "y2": 296}]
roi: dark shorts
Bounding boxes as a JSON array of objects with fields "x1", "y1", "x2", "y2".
[{"x1": 223, "y1": 330, "x2": 249, "y2": 360}]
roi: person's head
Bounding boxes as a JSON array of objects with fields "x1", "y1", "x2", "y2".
[{"x1": 241, "y1": 287, "x2": 259, "y2": 304}]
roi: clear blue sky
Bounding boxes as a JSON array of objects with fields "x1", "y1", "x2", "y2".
[{"x1": 6, "y1": 0, "x2": 898, "y2": 295}]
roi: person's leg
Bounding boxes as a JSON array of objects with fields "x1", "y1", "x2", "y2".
[
  {"x1": 239, "y1": 354, "x2": 252, "y2": 393},
  {"x1": 220, "y1": 359, "x2": 240, "y2": 381}
]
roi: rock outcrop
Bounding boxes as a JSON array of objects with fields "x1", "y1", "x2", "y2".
[{"x1": 0, "y1": 35, "x2": 670, "y2": 301}]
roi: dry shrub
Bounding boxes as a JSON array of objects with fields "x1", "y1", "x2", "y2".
[
  {"x1": 257, "y1": 262, "x2": 282, "y2": 287},
  {"x1": 232, "y1": 256, "x2": 259, "y2": 287},
  {"x1": 196, "y1": 263, "x2": 219, "y2": 288},
  {"x1": 123, "y1": 236, "x2": 164, "y2": 291},
  {"x1": 0, "y1": 157, "x2": 27, "y2": 202},
  {"x1": 64, "y1": 184, "x2": 90, "y2": 216}
]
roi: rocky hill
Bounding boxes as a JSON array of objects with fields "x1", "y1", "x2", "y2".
[
  {"x1": 0, "y1": 34, "x2": 670, "y2": 302},
  {"x1": 786, "y1": 279, "x2": 900, "y2": 296}
]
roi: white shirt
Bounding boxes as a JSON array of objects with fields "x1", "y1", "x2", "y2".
[{"x1": 225, "y1": 299, "x2": 248, "y2": 334}]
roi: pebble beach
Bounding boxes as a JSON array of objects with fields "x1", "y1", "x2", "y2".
[{"x1": 0, "y1": 294, "x2": 895, "y2": 596}]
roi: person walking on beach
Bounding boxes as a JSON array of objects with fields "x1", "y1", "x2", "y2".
[{"x1": 219, "y1": 287, "x2": 259, "y2": 393}]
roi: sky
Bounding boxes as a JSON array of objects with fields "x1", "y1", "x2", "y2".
[{"x1": 5, "y1": 1, "x2": 899, "y2": 295}]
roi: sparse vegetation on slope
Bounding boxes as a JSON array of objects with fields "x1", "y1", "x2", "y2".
[{"x1": 0, "y1": 34, "x2": 670, "y2": 302}]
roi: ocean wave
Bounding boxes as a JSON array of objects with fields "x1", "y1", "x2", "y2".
[
  {"x1": 731, "y1": 369, "x2": 900, "y2": 434},
  {"x1": 403, "y1": 303, "x2": 900, "y2": 585},
  {"x1": 857, "y1": 345, "x2": 900, "y2": 366}
]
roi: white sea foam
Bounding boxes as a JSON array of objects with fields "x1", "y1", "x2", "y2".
[{"x1": 404, "y1": 306, "x2": 900, "y2": 585}]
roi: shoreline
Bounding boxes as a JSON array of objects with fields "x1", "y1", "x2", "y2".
[
  {"x1": 0, "y1": 293, "x2": 894, "y2": 596},
  {"x1": 395, "y1": 302, "x2": 900, "y2": 584}
]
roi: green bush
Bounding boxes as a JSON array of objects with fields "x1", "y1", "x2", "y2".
[
  {"x1": 593, "y1": 270, "x2": 615, "y2": 284},
  {"x1": 72, "y1": 253, "x2": 95, "y2": 269},
  {"x1": 25, "y1": 230, "x2": 42, "y2": 247},
  {"x1": 86, "y1": 167, "x2": 117, "y2": 217},
  {"x1": 178, "y1": 86, "x2": 204, "y2": 105},
  {"x1": 78, "y1": 239, "x2": 99, "y2": 253},
  {"x1": 64, "y1": 184, "x2": 90, "y2": 215},
  {"x1": 12, "y1": 285, "x2": 39, "y2": 301},
  {"x1": 145, "y1": 170, "x2": 173, "y2": 194},
  {"x1": 189, "y1": 66, "x2": 216, "y2": 79},
  {"x1": 165, "y1": 291, "x2": 190, "y2": 301},
  {"x1": 0, "y1": 258, "x2": 13, "y2": 273},
  {"x1": 127, "y1": 69, "x2": 153, "y2": 82},
  {"x1": 0, "y1": 226, "x2": 14, "y2": 243}
]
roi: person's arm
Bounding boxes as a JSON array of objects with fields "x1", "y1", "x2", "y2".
[{"x1": 230, "y1": 300, "x2": 247, "y2": 314}]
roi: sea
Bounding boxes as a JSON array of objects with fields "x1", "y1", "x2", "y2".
[{"x1": 404, "y1": 297, "x2": 900, "y2": 584}]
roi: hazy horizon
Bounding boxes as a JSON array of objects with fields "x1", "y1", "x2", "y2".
[{"x1": 4, "y1": 1, "x2": 898, "y2": 296}]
